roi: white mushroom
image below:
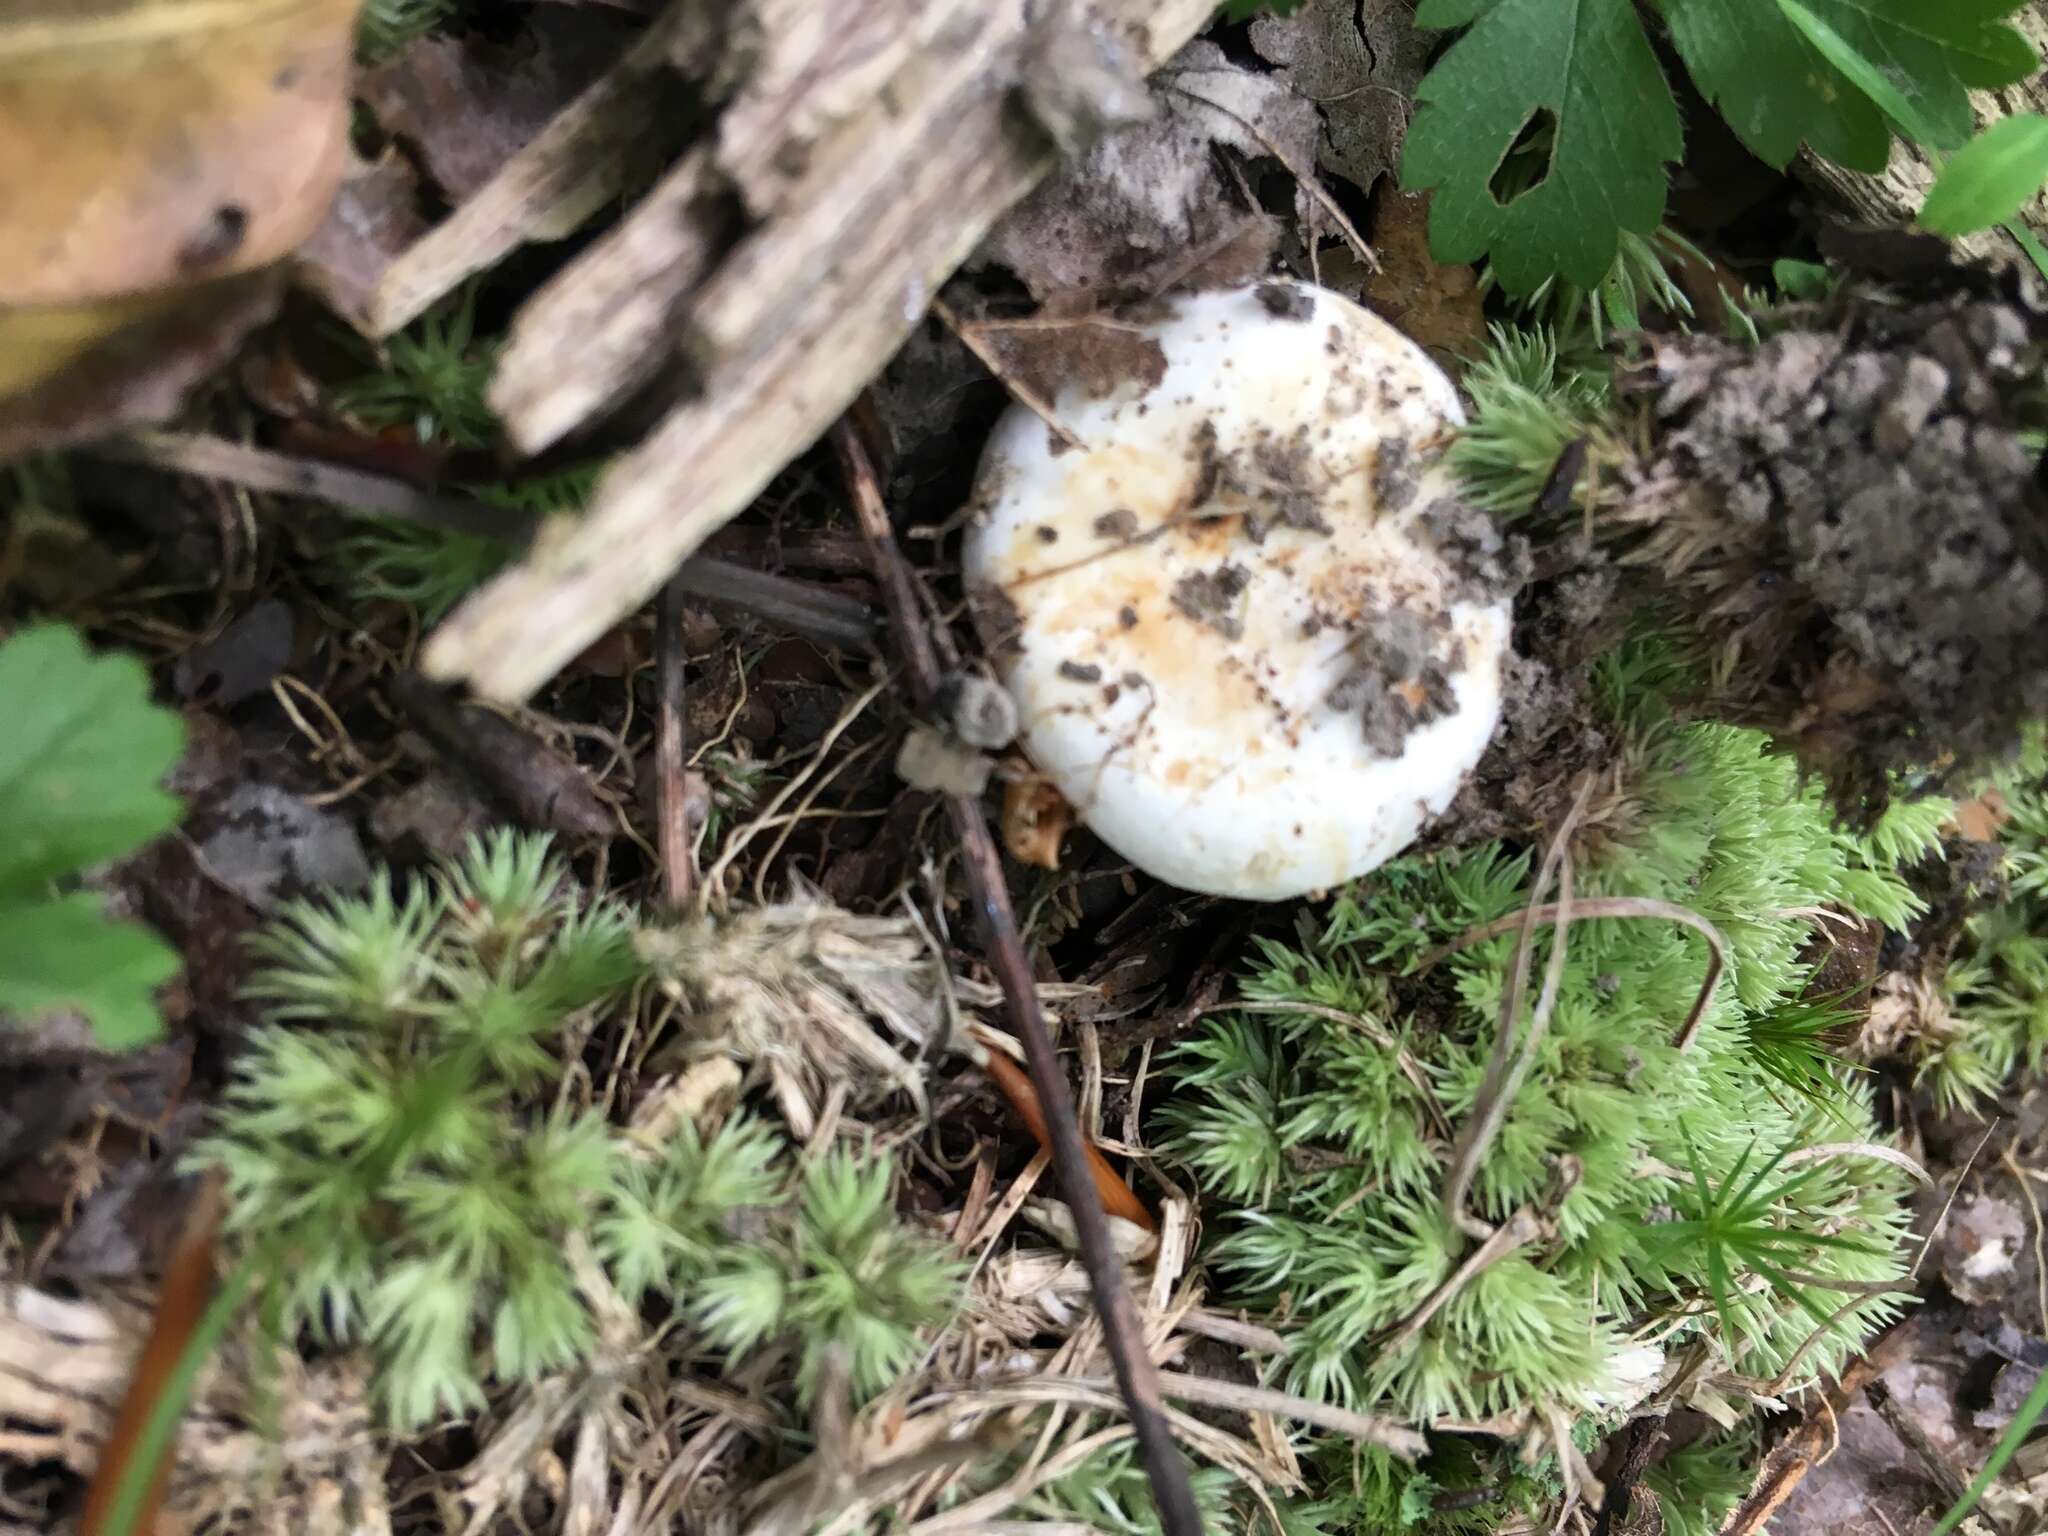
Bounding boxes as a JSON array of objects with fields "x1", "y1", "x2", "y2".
[{"x1": 963, "y1": 278, "x2": 1517, "y2": 901}]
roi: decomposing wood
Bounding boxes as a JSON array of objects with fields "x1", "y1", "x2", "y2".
[
  {"x1": 489, "y1": 141, "x2": 733, "y2": 453},
  {"x1": 830, "y1": 421, "x2": 1204, "y2": 1536},
  {"x1": 1794, "y1": 2, "x2": 2048, "y2": 265},
  {"x1": 1717, "y1": 1328, "x2": 1911, "y2": 1536},
  {"x1": 387, "y1": 672, "x2": 617, "y2": 840},
  {"x1": 424, "y1": 0, "x2": 1218, "y2": 703},
  {"x1": 368, "y1": 0, "x2": 727, "y2": 337}
]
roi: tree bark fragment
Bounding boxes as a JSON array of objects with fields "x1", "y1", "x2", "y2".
[{"x1": 423, "y1": 0, "x2": 1218, "y2": 704}]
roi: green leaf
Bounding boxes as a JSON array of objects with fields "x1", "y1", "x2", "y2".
[
  {"x1": 1935, "y1": 1358, "x2": 2048, "y2": 1535},
  {"x1": 1774, "y1": 0, "x2": 2037, "y2": 152},
  {"x1": 1658, "y1": 0, "x2": 1891, "y2": 171},
  {"x1": 0, "y1": 624, "x2": 183, "y2": 894},
  {"x1": 1920, "y1": 114, "x2": 2048, "y2": 235},
  {"x1": 1400, "y1": 0, "x2": 1683, "y2": 293},
  {"x1": 0, "y1": 893, "x2": 182, "y2": 1047},
  {"x1": 1772, "y1": 258, "x2": 1835, "y2": 300}
]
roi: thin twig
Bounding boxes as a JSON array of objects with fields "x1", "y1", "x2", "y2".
[
  {"x1": 1158, "y1": 82, "x2": 1377, "y2": 272},
  {"x1": 831, "y1": 419, "x2": 1204, "y2": 1536},
  {"x1": 2001, "y1": 1143, "x2": 2048, "y2": 1337},
  {"x1": 655, "y1": 574, "x2": 695, "y2": 912},
  {"x1": 95, "y1": 431, "x2": 529, "y2": 538},
  {"x1": 1381, "y1": 1205, "x2": 1548, "y2": 1356},
  {"x1": 90, "y1": 433, "x2": 879, "y2": 650},
  {"x1": 933, "y1": 298, "x2": 1087, "y2": 454},
  {"x1": 1440, "y1": 780, "x2": 1592, "y2": 1241},
  {"x1": 1423, "y1": 897, "x2": 1728, "y2": 1055}
]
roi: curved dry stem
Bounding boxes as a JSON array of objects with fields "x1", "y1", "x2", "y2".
[
  {"x1": 1439, "y1": 778, "x2": 1593, "y2": 1242},
  {"x1": 1424, "y1": 897, "x2": 1728, "y2": 1055}
]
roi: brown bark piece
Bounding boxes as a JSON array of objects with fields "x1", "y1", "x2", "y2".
[{"x1": 427, "y1": 0, "x2": 1219, "y2": 703}]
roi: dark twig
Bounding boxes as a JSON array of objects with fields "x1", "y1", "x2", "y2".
[
  {"x1": 830, "y1": 419, "x2": 1204, "y2": 1536},
  {"x1": 387, "y1": 672, "x2": 615, "y2": 840},
  {"x1": 1422, "y1": 897, "x2": 1729, "y2": 1054},
  {"x1": 89, "y1": 432, "x2": 879, "y2": 650},
  {"x1": 96, "y1": 430, "x2": 528, "y2": 538},
  {"x1": 1867, "y1": 1382, "x2": 2009, "y2": 1535},
  {"x1": 655, "y1": 574, "x2": 696, "y2": 911}
]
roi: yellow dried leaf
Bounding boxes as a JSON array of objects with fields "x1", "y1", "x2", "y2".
[
  {"x1": 0, "y1": 0, "x2": 362, "y2": 456},
  {"x1": 0, "y1": 0, "x2": 364, "y2": 304}
]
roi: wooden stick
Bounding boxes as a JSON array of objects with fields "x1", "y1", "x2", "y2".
[
  {"x1": 87, "y1": 433, "x2": 878, "y2": 650},
  {"x1": 830, "y1": 420, "x2": 1203, "y2": 1536},
  {"x1": 655, "y1": 574, "x2": 696, "y2": 910}
]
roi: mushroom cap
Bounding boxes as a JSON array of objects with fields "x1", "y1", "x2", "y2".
[{"x1": 963, "y1": 279, "x2": 1512, "y2": 901}]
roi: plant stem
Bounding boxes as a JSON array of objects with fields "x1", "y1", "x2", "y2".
[{"x1": 830, "y1": 417, "x2": 1204, "y2": 1536}]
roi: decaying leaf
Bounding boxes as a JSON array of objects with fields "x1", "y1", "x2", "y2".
[
  {"x1": 978, "y1": 40, "x2": 1314, "y2": 302},
  {"x1": 358, "y1": 6, "x2": 642, "y2": 204},
  {"x1": 295, "y1": 150, "x2": 432, "y2": 332},
  {"x1": 0, "y1": 0, "x2": 367, "y2": 455},
  {"x1": 1248, "y1": 0, "x2": 1431, "y2": 198}
]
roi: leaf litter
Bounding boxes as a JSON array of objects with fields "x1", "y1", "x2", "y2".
[{"x1": 3, "y1": 3, "x2": 2048, "y2": 1536}]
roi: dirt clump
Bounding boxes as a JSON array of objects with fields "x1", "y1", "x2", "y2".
[{"x1": 1632, "y1": 290, "x2": 2048, "y2": 815}]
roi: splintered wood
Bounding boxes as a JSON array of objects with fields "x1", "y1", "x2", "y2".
[{"x1": 418, "y1": 0, "x2": 1218, "y2": 703}]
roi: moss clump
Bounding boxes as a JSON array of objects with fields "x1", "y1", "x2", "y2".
[
  {"x1": 198, "y1": 832, "x2": 961, "y2": 1429},
  {"x1": 1908, "y1": 728, "x2": 2048, "y2": 1112},
  {"x1": 1159, "y1": 653, "x2": 1928, "y2": 1530}
]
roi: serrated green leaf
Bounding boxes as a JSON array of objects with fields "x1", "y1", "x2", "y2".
[
  {"x1": 1399, "y1": 0, "x2": 1683, "y2": 294},
  {"x1": 0, "y1": 624, "x2": 183, "y2": 894},
  {"x1": 1920, "y1": 113, "x2": 2048, "y2": 236},
  {"x1": 1659, "y1": 0, "x2": 1891, "y2": 171},
  {"x1": 0, "y1": 892, "x2": 181, "y2": 1047}
]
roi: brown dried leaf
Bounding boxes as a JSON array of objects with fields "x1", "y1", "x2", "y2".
[
  {"x1": 295, "y1": 151, "x2": 431, "y2": 331},
  {"x1": 1354, "y1": 187, "x2": 1486, "y2": 365},
  {"x1": 1247, "y1": 0, "x2": 1429, "y2": 198},
  {"x1": 0, "y1": 0, "x2": 364, "y2": 457},
  {"x1": 1002, "y1": 775, "x2": 1072, "y2": 871},
  {"x1": 359, "y1": 8, "x2": 640, "y2": 204},
  {"x1": 0, "y1": 0, "x2": 362, "y2": 305}
]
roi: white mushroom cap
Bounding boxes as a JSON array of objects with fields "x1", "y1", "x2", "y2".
[{"x1": 963, "y1": 279, "x2": 1515, "y2": 901}]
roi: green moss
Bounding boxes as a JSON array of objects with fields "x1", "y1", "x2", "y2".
[
  {"x1": 1158, "y1": 652, "x2": 1924, "y2": 1531},
  {"x1": 198, "y1": 832, "x2": 961, "y2": 1429},
  {"x1": 1920, "y1": 726, "x2": 2048, "y2": 1112}
]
